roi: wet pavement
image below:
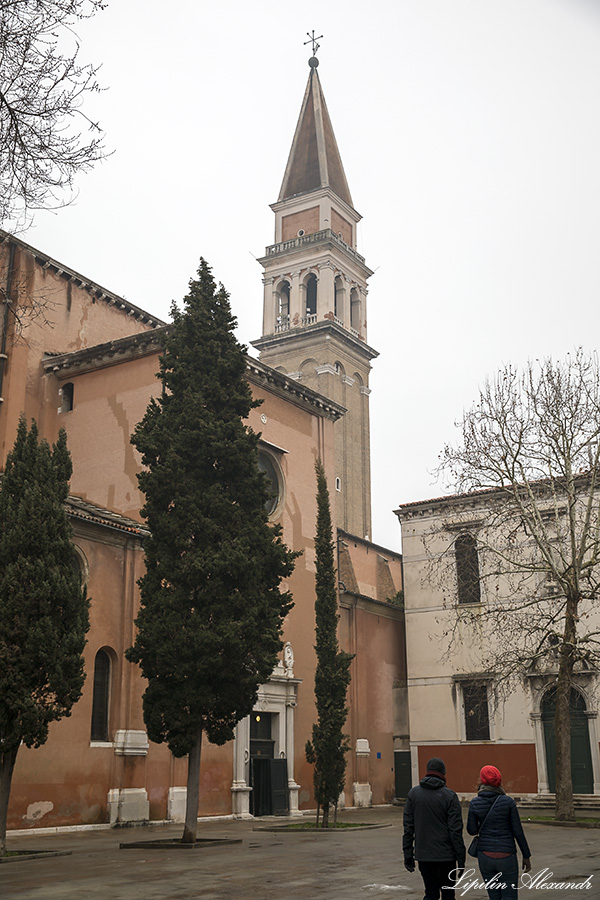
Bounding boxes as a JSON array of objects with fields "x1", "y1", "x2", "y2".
[{"x1": 1, "y1": 805, "x2": 599, "y2": 900}]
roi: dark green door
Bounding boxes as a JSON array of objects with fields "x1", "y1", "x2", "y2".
[
  {"x1": 542, "y1": 688, "x2": 593, "y2": 794},
  {"x1": 250, "y1": 712, "x2": 276, "y2": 816},
  {"x1": 270, "y1": 758, "x2": 289, "y2": 816}
]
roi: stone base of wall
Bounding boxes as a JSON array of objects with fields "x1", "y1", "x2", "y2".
[
  {"x1": 167, "y1": 787, "x2": 187, "y2": 823},
  {"x1": 352, "y1": 782, "x2": 372, "y2": 807},
  {"x1": 107, "y1": 788, "x2": 149, "y2": 826}
]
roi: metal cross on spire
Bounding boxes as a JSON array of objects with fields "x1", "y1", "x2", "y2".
[{"x1": 304, "y1": 30, "x2": 323, "y2": 56}]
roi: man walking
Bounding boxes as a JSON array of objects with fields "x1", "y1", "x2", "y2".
[{"x1": 403, "y1": 757, "x2": 466, "y2": 900}]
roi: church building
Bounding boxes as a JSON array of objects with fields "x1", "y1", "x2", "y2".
[{"x1": 0, "y1": 54, "x2": 407, "y2": 832}]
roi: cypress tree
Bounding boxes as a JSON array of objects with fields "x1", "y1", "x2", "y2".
[
  {"x1": 0, "y1": 418, "x2": 89, "y2": 854},
  {"x1": 305, "y1": 460, "x2": 353, "y2": 828},
  {"x1": 127, "y1": 259, "x2": 297, "y2": 843}
]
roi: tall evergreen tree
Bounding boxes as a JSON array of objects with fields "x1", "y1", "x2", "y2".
[
  {"x1": 305, "y1": 460, "x2": 353, "y2": 828},
  {"x1": 0, "y1": 417, "x2": 89, "y2": 854},
  {"x1": 127, "y1": 259, "x2": 297, "y2": 844}
]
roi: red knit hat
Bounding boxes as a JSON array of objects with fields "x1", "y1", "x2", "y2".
[{"x1": 480, "y1": 765, "x2": 502, "y2": 786}]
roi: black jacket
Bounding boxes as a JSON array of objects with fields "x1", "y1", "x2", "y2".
[
  {"x1": 403, "y1": 774, "x2": 466, "y2": 865},
  {"x1": 467, "y1": 789, "x2": 531, "y2": 857}
]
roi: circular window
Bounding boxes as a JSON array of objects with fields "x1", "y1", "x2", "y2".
[{"x1": 258, "y1": 451, "x2": 282, "y2": 516}]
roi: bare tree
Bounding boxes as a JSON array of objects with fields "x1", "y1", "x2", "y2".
[
  {"x1": 0, "y1": 0, "x2": 106, "y2": 228},
  {"x1": 431, "y1": 350, "x2": 600, "y2": 821}
]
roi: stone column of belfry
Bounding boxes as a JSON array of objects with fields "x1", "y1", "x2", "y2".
[
  {"x1": 289, "y1": 270, "x2": 302, "y2": 328},
  {"x1": 318, "y1": 263, "x2": 336, "y2": 320},
  {"x1": 252, "y1": 51, "x2": 378, "y2": 539},
  {"x1": 262, "y1": 276, "x2": 275, "y2": 337}
]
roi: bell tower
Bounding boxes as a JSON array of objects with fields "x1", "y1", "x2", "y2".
[{"x1": 252, "y1": 53, "x2": 377, "y2": 539}]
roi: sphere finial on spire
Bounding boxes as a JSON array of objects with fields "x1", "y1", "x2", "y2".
[{"x1": 304, "y1": 30, "x2": 323, "y2": 66}]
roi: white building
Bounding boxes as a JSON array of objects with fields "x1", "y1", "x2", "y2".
[{"x1": 396, "y1": 487, "x2": 600, "y2": 799}]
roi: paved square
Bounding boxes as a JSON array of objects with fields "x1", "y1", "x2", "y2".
[{"x1": 1, "y1": 807, "x2": 599, "y2": 900}]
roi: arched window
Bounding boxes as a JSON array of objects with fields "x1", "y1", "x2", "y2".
[
  {"x1": 278, "y1": 282, "x2": 290, "y2": 319},
  {"x1": 61, "y1": 382, "x2": 74, "y2": 412},
  {"x1": 71, "y1": 545, "x2": 89, "y2": 588},
  {"x1": 91, "y1": 649, "x2": 111, "y2": 741},
  {"x1": 350, "y1": 289, "x2": 360, "y2": 331},
  {"x1": 305, "y1": 274, "x2": 317, "y2": 317},
  {"x1": 455, "y1": 533, "x2": 481, "y2": 604}
]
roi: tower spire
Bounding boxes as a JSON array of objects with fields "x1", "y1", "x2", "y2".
[{"x1": 278, "y1": 56, "x2": 353, "y2": 208}]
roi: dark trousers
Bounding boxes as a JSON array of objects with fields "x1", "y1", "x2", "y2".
[
  {"x1": 477, "y1": 853, "x2": 519, "y2": 900},
  {"x1": 418, "y1": 860, "x2": 457, "y2": 900}
]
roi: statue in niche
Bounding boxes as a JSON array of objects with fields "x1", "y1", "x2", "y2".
[{"x1": 283, "y1": 641, "x2": 294, "y2": 675}]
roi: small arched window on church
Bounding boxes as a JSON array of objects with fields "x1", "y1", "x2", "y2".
[
  {"x1": 350, "y1": 289, "x2": 360, "y2": 332},
  {"x1": 278, "y1": 281, "x2": 290, "y2": 320},
  {"x1": 61, "y1": 382, "x2": 74, "y2": 413},
  {"x1": 305, "y1": 274, "x2": 317, "y2": 317},
  {"x1": 91, "y1": 649, "x2": 111, "y2": 742},
  {"x1": 455, "y1": 533, "x2": 481, "y2": 605}
]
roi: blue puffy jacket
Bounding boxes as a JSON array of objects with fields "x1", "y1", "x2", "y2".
[{"x1": 467, "y1": 790, "x2": 531, "y2": 857}]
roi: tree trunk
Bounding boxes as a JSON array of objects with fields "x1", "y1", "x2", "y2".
[
  {"x1": 316, "y1": 802, "x2": 320, "y2": 828},
  {"x1": 182, "y1": 725, "x2": 203, "y2": 844},
  {"x1": 555, "y1": 595, "x2": 577, "y2": 821},
  {"x1": 0, "y1": 745, "x2": 19, "y2": 856},
  {"x1": 334, "y1": 801, "x2": 338, "y2": 826},
  {"x1": 322, "y1": 802, "x2": 329, "y2": 829}
]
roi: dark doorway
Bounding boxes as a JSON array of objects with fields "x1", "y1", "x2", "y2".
[
  {"x1": 394, "y1": 750, "x2": 412, "y2": 799},
  {"x1": 542, "y1": 687, "x2": 594, "y2": 794},
  {"x1": 249, "y1": 712, "x2": 288, "y2": 816}
]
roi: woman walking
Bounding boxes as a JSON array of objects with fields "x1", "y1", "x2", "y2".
[{"x1": 467, "y1": 765, "x2": 532, "y2": 900}]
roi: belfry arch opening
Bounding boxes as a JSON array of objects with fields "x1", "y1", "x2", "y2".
[
  {"x1": 350, "y1": 288, "x2": 360, "y2": 332},
  {"x1": 305, "y1": 274, "x2": 317, "y2": 318},
  {"x1": 275, "y1": 280, "x2": 290, "y2": 330}
]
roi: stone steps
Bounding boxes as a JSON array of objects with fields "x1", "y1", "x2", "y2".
[{"x1": 516, "y1": 795, "x2": 600, "y2": 814}]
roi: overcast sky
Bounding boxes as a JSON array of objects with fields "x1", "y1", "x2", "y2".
[{"x1": 23, "y1": 0, "x2": 600, "y2": 550}]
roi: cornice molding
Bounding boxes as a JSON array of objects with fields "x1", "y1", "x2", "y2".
[
  {"x1": 246, "y1": 357, "x2": 346, "y2": 421},
  {"x1": 0, "y1": 230, "x2": 165, "y2": 329},
  {"x1": 67, "y1": 495, "x2": 148, "y2": 539},
  {"x1": 252, "y1": 319, "x2": 379, "y2": 363},
  {"x1": 42, "y1": 328, "x2": 167, "y2": 376},
  {"x1": 42, "y1": 329, "x2": 345, "y2": 421},
  {"x1": 258, "y1": 228, "x2": 373, "y2": 279}
]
